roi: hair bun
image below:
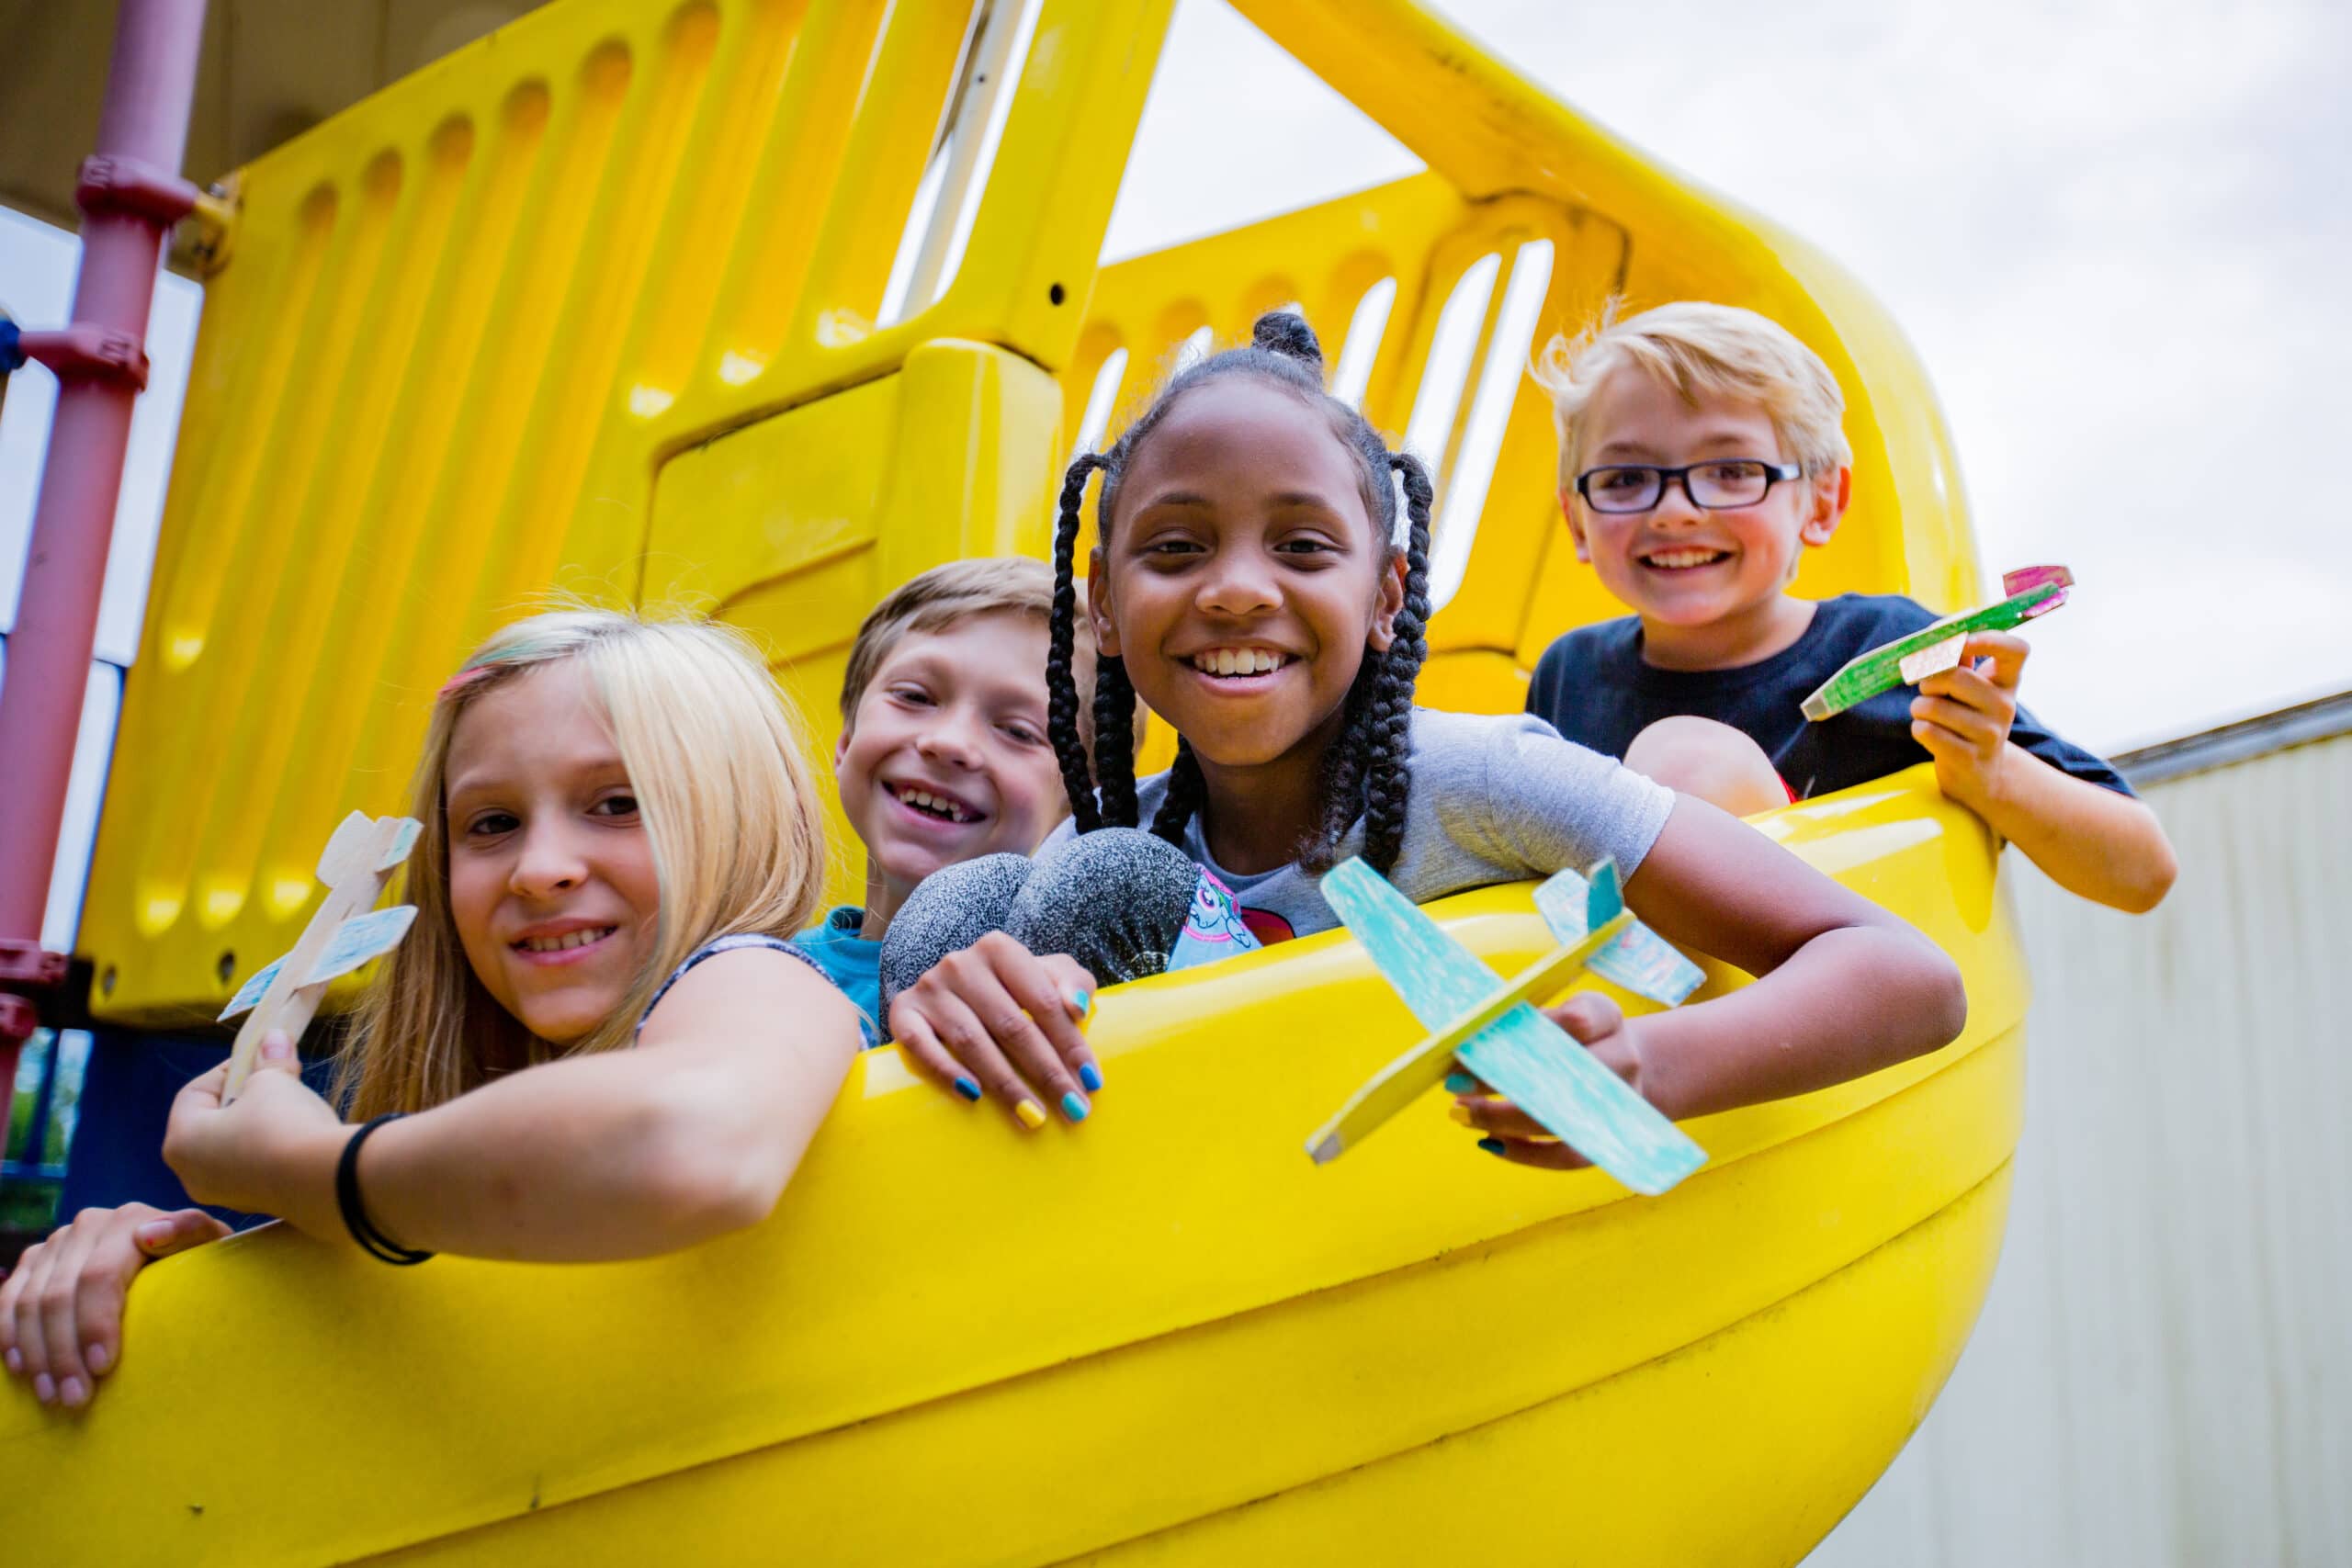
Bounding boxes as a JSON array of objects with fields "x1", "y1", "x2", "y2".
[{"x1": 1251, "y1": 310, "x2": 1324, "y2": 370}]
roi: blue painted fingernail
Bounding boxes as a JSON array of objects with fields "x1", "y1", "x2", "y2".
[
  {"x1": 1061, "y1": 1091, "x2": 1091, "y2": 1122},
  {"x1": 1070, "y1": 987, "x2": 1093, "y2": 1018},
  {"x1": 1079, "y1": 1062, "x2": 1103, "y2": 1092},
  {"x1": 953, "y1": 1077, "x2": 981, "y2": 1101},
  {"x1": 1444, "y1": 1072, "x2": 1476, "y2": 1093},
  {"x1": 1477, "y1": 1138, "x2": 1508, "y2": 1156}
]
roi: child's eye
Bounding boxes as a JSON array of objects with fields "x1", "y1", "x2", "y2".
[
  {"x1": 888, "y1": 683, "x2": 936, "y2": 706},
  {"x1": 1001, "y1": 722, "x2": 1046, "y2": 747},
  {"x1": 464, "y1": 810, "x2": 520, "y2": 838},
  {"x1": 591, "y1": 793, "x2": 640, "y2": 819}
]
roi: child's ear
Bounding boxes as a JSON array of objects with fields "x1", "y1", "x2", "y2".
[
  {"x1": 1367, "y1": 551, "x2": 1408, "y2": 653},
  {"x1": 1557, "y1": 487, "x2": 1592, "y2": 562},
  {"x1": 832, "y1": 724, "x2": 854, "y2": 771},
  {"x1": 1086, "y1": 547, "x2": 1120, "y2": 657},
  {"x1": 1799, "y1": 466, "x2": 1852, "y2": 547}
]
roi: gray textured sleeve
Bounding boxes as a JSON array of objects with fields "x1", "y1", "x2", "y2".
[{"x1": 1448, "y1": 712, "x2": 1676, "y2": 881}]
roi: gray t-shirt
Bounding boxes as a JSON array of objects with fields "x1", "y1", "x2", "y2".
[{"x1": 1043, "y1": 708, "x2": 1676, "y2": 942}]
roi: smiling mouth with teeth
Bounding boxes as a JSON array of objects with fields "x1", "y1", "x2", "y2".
[
  {"x1": 1640, "y1": 548, "x2": 1731, "y2": 570},
  {"x1": 514, "y1": 926, "x2": 616, "y2": 953},
  {"x1": 1189, "y1": 648, "x2": 1292, "y2": 678},
  {"x1": 891, "y1": 784, "x2": 980, "y2": 824}
]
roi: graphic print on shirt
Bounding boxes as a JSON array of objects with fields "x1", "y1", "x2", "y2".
[
  {"x1": 1166, "y1": 868, "x2": 1266, "y2": 971},
  {"x1": 1237, "y1": 907, "x2": 1296, "y2": 945}
]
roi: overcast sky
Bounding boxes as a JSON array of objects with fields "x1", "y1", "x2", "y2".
[{"x1": 1104, "y1": 0, "x2": 2352, "y2": 750}]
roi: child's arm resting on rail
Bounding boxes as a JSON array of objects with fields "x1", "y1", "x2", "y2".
[
  {"x1": 2, "y1": 1205, "x2": 230, "y2": 1409},
  {"x1": 1910, "y1": 631, "x2": 2177, "y2": 913},
  {"x1": 1464, "y1": 791, "x2": 1968, "y2": 1168},
  {"x1": 164, "y1": 948, "x2": 862, "y2": 1263}
]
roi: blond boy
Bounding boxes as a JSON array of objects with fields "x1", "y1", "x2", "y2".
[
  {"x1": 798, "y1": 558, "x2": 1106, "y2": 1020},
  {"x1": 1526, "y1": 301, "x2": 2176, "y2": 913}
]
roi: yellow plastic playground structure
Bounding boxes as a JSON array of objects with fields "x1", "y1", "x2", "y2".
[{"x1": 6, "y1": 2, "x2": 2024, "y2": 1562}]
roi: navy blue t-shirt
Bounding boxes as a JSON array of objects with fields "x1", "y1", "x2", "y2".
[{"x1": 1526, "y1": 593, "x2": 2132, "y2": 801}]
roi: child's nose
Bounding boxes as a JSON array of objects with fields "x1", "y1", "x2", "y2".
[
  {"x1": 510, "y1": 822, "x2": 589, "y2": 897},
  {"x1": 1650, "y1": 479, "x2": 1706, "y2": 526},
  {"x1": 1198, "y1": 554, "x2": 1281, "y2": 615},
  {"x1": 916, "y1": 708, "x2": 986, "y2": 766}
]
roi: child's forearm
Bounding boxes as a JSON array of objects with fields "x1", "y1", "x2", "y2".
[
  {"x1": 1974, "y1": 745, "x2": 2177, "y2": 912},
  {"x1": 264, "y1": 1042, "x2": 831, "y2": 1261},
  {"x1": 1637, "y1": 924, "x2": 1968, "y2": 1122}
]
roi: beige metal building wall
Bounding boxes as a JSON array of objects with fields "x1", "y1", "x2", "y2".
[{"x1": 1811, "y1": 700, "x2": 2352, "y2": 1567}]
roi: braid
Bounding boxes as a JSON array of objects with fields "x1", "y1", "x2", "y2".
[
  {"x1": 1360, "y1": 453, "x2": 1435, "y2": 874},
  {"x1": 1150, "y1": 738, "x2": 1208, "y2": 845},
  {"x1": 1048, "y1": 454, "x2": 1105, "y2": 832},
  {"x1": 1091, "y1": 655, "x2": 1141, "y2": 828}
]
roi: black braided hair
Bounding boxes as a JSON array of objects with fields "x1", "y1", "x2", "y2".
[
  {"x1": 1091, "y1": 653, "x2": 1140, "y2": 828},
  {"x1": 1045, "y1": 310, "x2": 1436, "y2": 874},
  {"x1": 1348, "y1": 452, "x2": 1435, "y2": 873},
  {"x1": 1047, "y1": 453, "x2": 1107, "y2": 832},
  {"x1": 1148, "y1": 738, "x2": 1207, "y2": 841}
]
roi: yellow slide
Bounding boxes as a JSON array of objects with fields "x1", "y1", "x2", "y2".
[{"x1": 8, "y1": 3, "x2": 2021, "y2": 1562}]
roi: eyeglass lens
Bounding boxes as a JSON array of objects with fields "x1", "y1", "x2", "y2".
[{"x1": 1585, "y1": 461, "x2": 1776, "y2": 513}]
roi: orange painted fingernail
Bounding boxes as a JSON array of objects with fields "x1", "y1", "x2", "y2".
[
  {"x1": 1448, "y1": 1104, "x2": 1476, "y2": 1128},
  {"x1": 1014, "y1": 1100, "x2": 1046, "y2": 1131}
]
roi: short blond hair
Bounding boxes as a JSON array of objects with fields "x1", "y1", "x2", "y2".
[
  {"x1": 839, "y1": 557, "x2": 1140, "y2": 758},
  {"x1": 1532, "y1": 300, "x2": 1853, "y2": 490},
  {"x1": 336, "y1": 607, "x2": 828, "y2": 1117},
  {"x1": 840, "y1": 558, "x2": 1057, "y2": 719}
]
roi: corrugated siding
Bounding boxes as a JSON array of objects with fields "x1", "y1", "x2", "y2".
[{"x1": 1810, "y1": 729, "x2": 2352, "y2": 1567}]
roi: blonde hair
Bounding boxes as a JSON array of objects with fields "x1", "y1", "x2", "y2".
[
  {"x1": 839, "y1": 557, "x2": 1141, "y2": 758},
  {"x1": 1532, "y1": 300, "x2": 1853, "y2": 490},
  {"x1": 334, "y1": 607, "x2": 828, "y2": 1118}
]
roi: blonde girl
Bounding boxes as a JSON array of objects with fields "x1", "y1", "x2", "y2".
[{"x1": 2, "y1": 608, "x2": 865, "y2": 1411}]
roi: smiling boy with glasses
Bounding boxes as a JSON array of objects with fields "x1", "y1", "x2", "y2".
[{"x1": 1524, "y1": 301, "x2": 2176, "y2": 913}]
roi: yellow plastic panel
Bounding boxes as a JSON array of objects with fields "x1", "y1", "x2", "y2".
[
  {"x1": 646, "y1": 338, "x2": 1066, "y2": 903},
  {"x1": 6, "y1": 770, "x2": 2025, "y2": 1564},
  {"x1": 83, "y1": 0, "x2": 1172, "y2": 1019},
  {"x1": 1078, "y1": 1168, "x2": 2012, "y2": 1568}
]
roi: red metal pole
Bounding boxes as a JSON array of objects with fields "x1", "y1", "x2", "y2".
[{"x1": 0, "y1": 0, "x2": 209, "y2": 1141}]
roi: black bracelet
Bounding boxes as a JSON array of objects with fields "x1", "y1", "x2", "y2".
[{"x1": 335, "y1": 1114, "x2": 435, "y2": 1266}]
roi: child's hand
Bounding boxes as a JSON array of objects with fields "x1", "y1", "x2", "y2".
[
  {"x1": 161, "y1": 1032, "x2": 344, "y2": 1221},
  {"x1": 1451, "y1": 994, "x2": 1650, "y2": 1170},
  {"x1": 1910, "y1": 631, "x2": 2028, "y2": 811},
  {"x1": 888, "y1": 933, "x2": 1100, "y2": 1130},
  {"x1": 1, "y1": 1202, "x2": 230, "y2": 1410}
]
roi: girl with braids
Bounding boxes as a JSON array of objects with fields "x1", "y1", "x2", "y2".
[
  {"x1": 882, "y1": 312, "x2": 1965, "y2": 1161},
  {"x1": 5, "y1": 609, "x2": 866, "y2": 1410}
]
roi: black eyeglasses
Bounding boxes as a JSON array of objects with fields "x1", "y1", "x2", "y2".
[{"x1": 1575, "y1": 459, "x2": 1803, "y2": 513}]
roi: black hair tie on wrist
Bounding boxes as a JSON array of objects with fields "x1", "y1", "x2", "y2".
[{"x1": 335, "y1": 1113, "x2": 434, "y2": 1266}]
